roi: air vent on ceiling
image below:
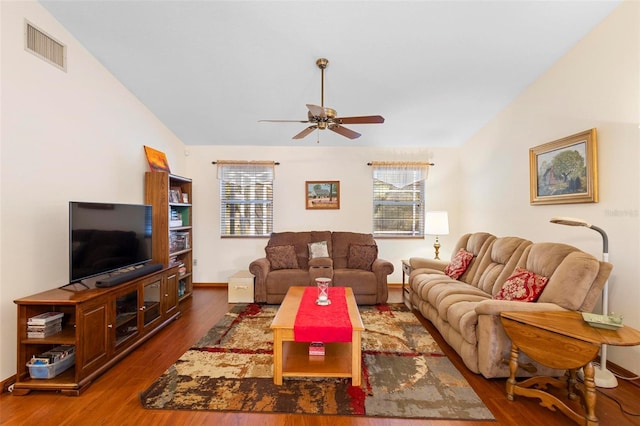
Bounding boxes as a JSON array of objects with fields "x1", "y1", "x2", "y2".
[{"x1": 24, "y1": 20, "x2": 66, "y2": 71}]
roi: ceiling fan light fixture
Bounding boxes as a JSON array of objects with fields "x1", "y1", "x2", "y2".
[{"x1": 259, "y1": 57, "x2": 384, "y2": 141}]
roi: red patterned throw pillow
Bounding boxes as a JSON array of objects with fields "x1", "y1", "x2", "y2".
[
  {"x1": 444, "y1": 248, "x2": 474, "y2": 279},
  {"x1": 265, "y1": 245, "x2": 299, "y2": 270},
  {"x1": 347, "y1": 244, "x2": 378, "y2": 271},
  {"x1": 494, "y1": 267, "x2": 549, "y2": 302}
]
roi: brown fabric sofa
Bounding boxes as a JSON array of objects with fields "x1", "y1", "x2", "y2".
[
  {"x1": 249, "y1": 231, "x2": 394, "y2": 305},
  {"x1": 409, "y1": 232, "x2": 613, "y2": 379}
]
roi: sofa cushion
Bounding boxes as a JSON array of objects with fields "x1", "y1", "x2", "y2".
[
  {"x1": 452, "y1": 232, "x2": 497, "y2": 284},
  {"x1": 268, "y1": 231, "x2": 332, "y2": 270},
  {"x1": 265, "y1": 245, "x2": 299, "y2": 270},
  {"x1": 333, "y1": 269, "x2": 377, "y2": 295},
  {"x1": 493, "y1": 267, "x2": 549, "y2": 302},
  {"x1": 332, "y1": 231, "x2": 376, "y2": 269},
  {"x1": 472, "y1": 236, "x2": 532, "y2": 294},
  {"x1": 308, "y1": 240, "x2": 329, "y2": 258},
  {"x1": 347, "y1": 244, "x2": 378, "y2": 270},
  {"x1": 444, "y1": 248, "x2": 474, "y2": 279},
  {"x1": 531, "y1": 245, "x2": 605, "y2": 311}
]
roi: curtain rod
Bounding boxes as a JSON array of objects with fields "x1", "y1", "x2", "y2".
[
  {"x1": 212, "y1": 160, "x2": 280, "y2": 165},
  {"x1": 367, "y1": 161, "x2": 434, "y2": 166}
]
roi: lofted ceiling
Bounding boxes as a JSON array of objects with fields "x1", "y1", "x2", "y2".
[{"x1": 39, "y1": 1, "x2": 621, "y2": 147}]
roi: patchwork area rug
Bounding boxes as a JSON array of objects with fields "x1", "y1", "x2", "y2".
[{"x1": 140, "y1": 303, "x2": 494, "y2": 420}]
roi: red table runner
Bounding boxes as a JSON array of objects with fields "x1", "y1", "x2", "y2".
[{"x1": 293, "y1": 287, "x2": 352, "y2": 342}]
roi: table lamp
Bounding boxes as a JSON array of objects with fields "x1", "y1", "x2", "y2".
[
  {"x1": 550, "y1": 216, "x2": 618, "y2": 388},
  {"x1": 425, "y1": 211, "x2": 449, "y2": 260}
]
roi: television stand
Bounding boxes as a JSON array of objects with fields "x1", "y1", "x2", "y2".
[{"x1": 13, "y1": 264, "x2": 180, "y2": 396}]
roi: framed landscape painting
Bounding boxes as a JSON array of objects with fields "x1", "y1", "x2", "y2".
[
  {"x1": 306, "y1": 181, "x2": 340, "y2": 210},
  {"x1": 529, "y1": 129, "x2": 598, "y2": 205}
]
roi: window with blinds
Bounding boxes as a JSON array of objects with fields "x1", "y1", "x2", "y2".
[
  {"x1": 219, "y1": 163, "x2": 273, "y2": 237},
  {"x1": 372, "y1": 165, "x2": 426, "y2": 237}
]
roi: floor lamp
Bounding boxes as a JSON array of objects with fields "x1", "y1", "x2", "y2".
[
  {"x1": 550, "y1": 216, "x2": 618, "y2": 388},
  {"x1": 425, "y1": 211, "x2": 449, "y2": 260}
]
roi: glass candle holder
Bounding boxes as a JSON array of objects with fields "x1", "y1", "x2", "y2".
[{"x1": 315, "y1": 278, "x2": 331, "y2": 305}]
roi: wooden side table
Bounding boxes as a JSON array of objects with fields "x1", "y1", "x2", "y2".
[
  {"x1": 401, "y1": 260, "x2": 412, "y2": 308},
  {"x1": 500, "y1": 311, "x2": 640, "y2": 426}
]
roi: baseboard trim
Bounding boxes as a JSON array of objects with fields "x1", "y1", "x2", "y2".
[
  {"x1": 195, "y1": 282, "x2": 404, "y2": 288},
  {"x1": 605, "y1": 360, "x2": 640, "y2": 387},
  {"x1": 1, "y1": 374, "x2": 16, "y2": 394},
  {"x1": 194, "y1": 282, "x2": 227, "y2": 288}
]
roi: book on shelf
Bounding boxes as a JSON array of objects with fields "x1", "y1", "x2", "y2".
[
  {"x1": 30, "y1": 345, "x2": 75, "y2": 365},
  {"x1": 178, "y1": 265, "x2": 187, "y2": 276},
  {"x1": 309, "y1": 342, "x2": 325, "y2": 356},
  {"x1": 27, "y1": 312, "x2": 63, "y2": 325},
  {"x1": 27, "y1": 323, "x2": 62, "y2": 338},
  {"x1": 27, "y1": 318, "x2": 62, "y2": 331}
]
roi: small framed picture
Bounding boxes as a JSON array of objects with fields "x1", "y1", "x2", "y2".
[
  {"x1": 182, "y1": 193, "x2": 189, "y2": 204},
  {"x1": 305, "y1": 181, "x2": 340, "y2": 210},
  {"x1": 169, "y1": 187, "x2": 182, "y2": 203}
]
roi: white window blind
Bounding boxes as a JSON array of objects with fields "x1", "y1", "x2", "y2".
[
  {"x1": 218, "y1": 162, "x2": 274, "y2": 237},
  {"x1": 372, "y1": 162, "x2": 429, "y2": 237}
]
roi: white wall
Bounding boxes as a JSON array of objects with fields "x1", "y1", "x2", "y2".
[
  {"x1": 185, "y1": 145, "x2": 461, "y2": 285},
  {"x1": 0, "y1": 2, "x2": 186, "y2": 382},
  {"x1": 460, "y1": 1, "x2": 639, "y2": 375}
]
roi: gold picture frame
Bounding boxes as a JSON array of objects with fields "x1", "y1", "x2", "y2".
[
  {"x1": 305, "y1": 181, "x2": 340, "y2": 210},
  {"x1": 529, "y1": 129, "x2": 598, "y2": 205}
]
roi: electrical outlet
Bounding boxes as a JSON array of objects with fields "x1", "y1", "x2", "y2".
[{"x1": 193, "y1": 258, "x2": 198, "y2": 266}]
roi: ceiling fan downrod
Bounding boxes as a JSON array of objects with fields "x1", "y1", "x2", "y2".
[{"x1": 316, "y1": 58, "x2": 328, "y2": 109}]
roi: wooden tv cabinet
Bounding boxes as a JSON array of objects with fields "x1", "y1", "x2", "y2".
[{"x1": 13, "y1": 266, "x2": 180, "y2": 396}]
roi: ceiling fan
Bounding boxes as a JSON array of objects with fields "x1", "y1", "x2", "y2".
[{"x1": 259, "y1": 58, "x2": 384, "y2": 140}]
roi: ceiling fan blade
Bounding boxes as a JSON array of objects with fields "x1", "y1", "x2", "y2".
[
  {"x1": 306, "y1": 104, "x2": 326, "y2": 118},
  {"x1": 258, "y1": 119, "x2": 310, "y2": 123},
  {"x1": 337, "y1": 115, "x2": 385, "y2": 124},
  {"x1": 292, "y1": 126, "x2": 317, "y2": 139},
  {"x1": 330, "y1": 125, "x2": 361, "y2": 139}
]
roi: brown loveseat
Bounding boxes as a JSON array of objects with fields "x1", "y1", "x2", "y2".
[
  {"x1": 409, "y1": 232, "x2": 612, "y2": 379},
  {"x1": 249, "y1": 231, "x2": 394, "y2": 305}
]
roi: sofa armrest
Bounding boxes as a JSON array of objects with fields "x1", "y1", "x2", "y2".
[
  {"x1": 372, "y1": 258, "x2": 394, "y2": 303},
  {"x1": 410, "y1": 257, "x2": 448, "y2": 272},
  {"x1": 249, "y1": 257, "x2": 270, "y2": 303},
  {"x1": 474, "y1": 299, "x2": 568, "y2": 316},
  {"x1": 372, "y1": 258, "x2": 394, "y2": 276}
]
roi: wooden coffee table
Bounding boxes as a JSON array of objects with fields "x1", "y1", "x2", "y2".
[
  {"x1": 270, "y1": 286, "x2": 364, "y2": 386},
  {"x1": 501, "y1": 310, "x2": 640, "y2": 426}
]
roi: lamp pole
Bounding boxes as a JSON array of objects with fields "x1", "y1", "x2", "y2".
[{"x1": 550, "y1": 217, "x2": 617, "y2": 388}]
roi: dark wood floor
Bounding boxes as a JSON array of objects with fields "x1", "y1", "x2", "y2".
[{"x1": 1, "y1": 286, "x2": 639, "y2": 425}]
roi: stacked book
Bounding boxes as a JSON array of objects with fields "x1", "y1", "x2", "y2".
[
  {"x1": 27, "y1": 312, "x2": 63, "y2": 338},
  {"x1": 309, "y1": 342, "x2": 325, "y2": 356},
  {"x1": 170, "y1": 208, "x2": 183, "y2": 227}
]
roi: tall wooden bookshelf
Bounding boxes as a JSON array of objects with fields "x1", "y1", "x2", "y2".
[{"x1": 145, "y1": 172, "x2": 193, "y2": 302}]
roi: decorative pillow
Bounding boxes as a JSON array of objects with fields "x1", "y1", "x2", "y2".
[
  {"x1": 494, "y1": 267, "x2": 549, "y2": 302},
  {"x1": 308, "y1": 241, "x2": 329, "y2": 259},
  {"x1": 347, "y1": 244, "x2": 378, "y2": 271},
  {"x1": 265, "y1": 245, "x2": 299, "y2": 270},
  {"x1": 444, "y1": 248, "x2": 474, "y2": 279}
]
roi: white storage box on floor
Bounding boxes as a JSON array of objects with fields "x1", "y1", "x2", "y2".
[{"x1": 228, "y1": 270, "x2": 255, "y2": 303}]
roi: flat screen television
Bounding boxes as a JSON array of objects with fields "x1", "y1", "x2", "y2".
[{"x1": 69, "y1": 202, "x2": 153, "y2": 283}]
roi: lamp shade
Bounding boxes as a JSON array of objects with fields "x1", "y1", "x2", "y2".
[{"x1": 425, "y1": 211, "x2": 449, "y2": 235}]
